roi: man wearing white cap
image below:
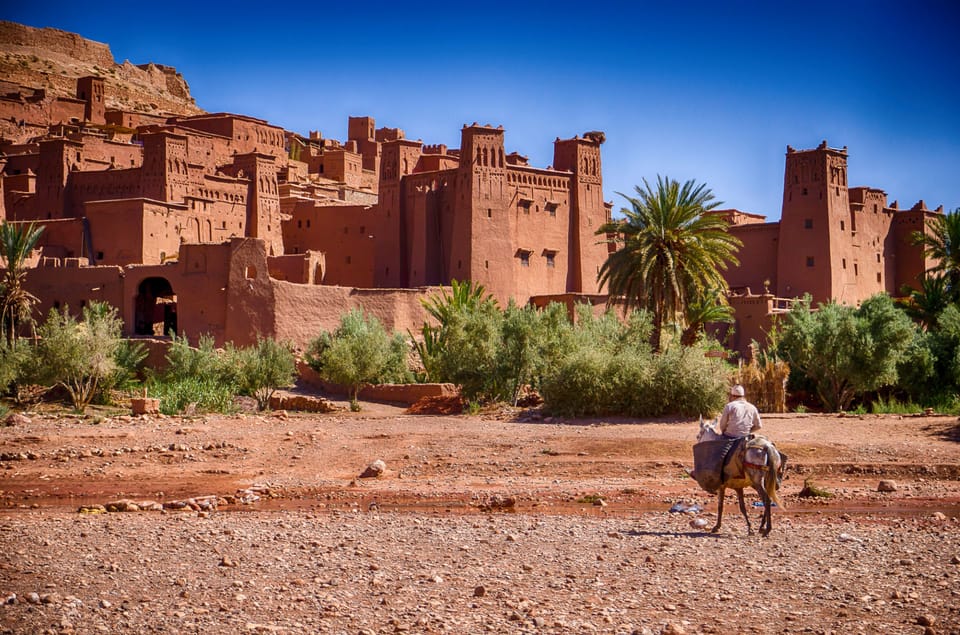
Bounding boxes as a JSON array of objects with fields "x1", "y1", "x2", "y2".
[{"x1": 717, "y1": 384, "x2": 761, "y2": 438}]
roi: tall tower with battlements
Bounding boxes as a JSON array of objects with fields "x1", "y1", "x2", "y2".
[
  {"x1": 454, "y1": 124, "x2": 511, "y2": 299},
  {"x1": 553, "y1": 132, "x2": 608, "y2": 294},
  {"x1": 777, "y1": 141, "x2": 852, "y2": 303}
]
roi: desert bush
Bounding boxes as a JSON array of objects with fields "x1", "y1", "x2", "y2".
[
  {"x1": 147, "y1": 333, "x2": 238, "y2": 414},
  {"x1": 540, "y1": 309, "x2": 727, "y2": 417},
  {"x1": 93, "y1": 339, "x2": 149, "y2": 404},
  {"x1": 148, "y1": 375, "x2": 237, "y2": 416},
  {"x1": 229, "y1": 337, "x2": 297, "y2": 410},
  {"x1": 308, "y1": 309, "x2": 410, "y2": 408},
  {"x1": 34, "y1": 302, "x2": 123, "y2": 411}
]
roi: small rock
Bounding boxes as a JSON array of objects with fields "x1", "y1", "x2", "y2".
[
  {"x1": 950, "y1": 555, "x2": 960, "y2": 565},
  {"x1": 359, "y1": 459, "x2": 386, "y2": 478},
  {"x1": 219, "y1": 556, "x2": 238, "y2": 568},
  {"x1": 473, "y1": 585, "x2": 486, "y2": 597},
  {"x1": 99, "y1": 599, "x2": 112, "y2": 609},
  {"x1": 931, "y1": 512, "x2": 947, "y2": 522},
  {"x1": 25, "y1": 592, "x2": 40, "y2": 604},
  {"x1": 917, "y1": 615, "x2": 936, "y2": 627},
  {"x1": 3, "y1": 412, "x2": 31, "y2": 426},
  {"x1": 662, "y1": 621, "x2": 685, "y2": 634},
  {"x1": 877, "y1": 480, "x2": 898, "y2": 492}
]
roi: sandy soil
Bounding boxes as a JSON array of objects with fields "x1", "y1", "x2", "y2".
[{"x1": 1, "y1": 401, "x2": 959, "y2": 634}]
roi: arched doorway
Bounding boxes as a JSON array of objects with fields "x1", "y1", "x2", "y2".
[{"x1": 134, "y1": 277, "x2": 177, "y2": 336}]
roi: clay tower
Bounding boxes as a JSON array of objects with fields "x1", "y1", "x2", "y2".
[
  {"x1": 76, "y1": 76, "x2": 105, "y2": 125},
  {"x1": 777, "y1": 141, "x2": 851, "y2": 303},
  {"x1": 453, "y1": 124, "x2": 509, "y2": 299},
  {"x1": 553, "y1": 132, "x2": 608, "y2": 293},
  {"x1": 374, "y1": 137, "x2": 422, "y2": 286}
]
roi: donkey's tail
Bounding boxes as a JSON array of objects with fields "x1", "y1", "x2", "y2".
[{"x1": 764, "y1": 444, "x2": 784, "y2": 508}]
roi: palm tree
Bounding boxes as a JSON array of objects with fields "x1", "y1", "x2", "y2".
[
  {"x1": 899, "y1": 274, "x2": 951, "y2": 331},
  {"x1": 912, "y1": 207, "x2": 960, "y2": 298},
  {"x1": 0, "y1": 222, "x2": 45, "y2": 348},
  {"x1": 596, "y1": 176, "x2": 741, "y2": 351},
  {"x1": 681, "y1": 286, "x2": 735, "y2": 346}
]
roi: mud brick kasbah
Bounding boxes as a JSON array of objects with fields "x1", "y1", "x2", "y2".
[{"x1": 0, "y1": 32, "x2": 944, "y2": 357}]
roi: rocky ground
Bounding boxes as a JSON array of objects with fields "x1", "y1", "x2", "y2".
[{"x1": 0, "y1": 402, "x2": 958, "y2": 634}]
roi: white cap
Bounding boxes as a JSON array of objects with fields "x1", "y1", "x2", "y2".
[{"x1": 730, "y1": 384, "x2": 745, "y2": 397}]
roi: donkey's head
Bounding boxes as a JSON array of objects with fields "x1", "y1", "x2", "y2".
[{"x1": 697, "y1": 415, "x2": 720, "y2": 443}]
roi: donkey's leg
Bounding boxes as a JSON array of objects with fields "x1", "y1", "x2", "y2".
[
  {"x1": 736, "y1": 488, "x2": 752, "y2": 535},
  {"x1": 760, "y1": 500, "x2": 772, "y2": 537},
  {"x1": 710, "y1": 488, "x2": 725, "y2": 534}
]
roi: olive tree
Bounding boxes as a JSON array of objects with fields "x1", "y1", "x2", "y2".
[
  {"x1": 35, "y1": 302, "x2": 122, "y2": 411},
  {"x1": 778, "y1": 294, "x2": 916, "y2": 411}
]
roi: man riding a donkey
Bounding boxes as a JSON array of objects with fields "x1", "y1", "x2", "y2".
[{"x1": 690, "y1": 385, "x2": 787, "y2": 536}]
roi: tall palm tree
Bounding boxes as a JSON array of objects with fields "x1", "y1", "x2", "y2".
[
  {"x1": 912, "y1": 207, "x2": 960, "y2": 298},
  {"x1": 596, "y1": 176, "x2": 741, "y2": 351},
  {"x1": 0, "y1": 221, "x2": 45, "y2": 348}
]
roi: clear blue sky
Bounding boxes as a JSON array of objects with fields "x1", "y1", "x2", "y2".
[{"x1": 5, "y1": 1, "x2": 959, "y2": 220}]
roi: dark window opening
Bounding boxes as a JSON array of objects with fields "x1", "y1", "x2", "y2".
[
  {"x1": 806, "y1": 256, "x2": 815, "y2": 267},
  {"x1": 804, "y1": 218, "x2": 813, "y2": 229}
]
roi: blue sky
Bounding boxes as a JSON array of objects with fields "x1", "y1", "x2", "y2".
[{"x1": 5, "y1": 1, "x2": 959, "y2": 220}]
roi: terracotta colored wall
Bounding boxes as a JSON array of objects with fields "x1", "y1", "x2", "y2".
[
  {"x1": 30, "y1": 217, "x2": 85, "y2": 260},
  {"x1": 726, "y1": 222, "x2": 779, "y2": 294},
  {"x1": 270, "y1": 281, "x2": 444, "y2": 350},
  {"x1": 281, "y1": 201, "x2": 375, "y2": 287},
  {"x1": 24, "y1": 261, "x2": 125, "y2": 323},
  {"x1": 726, "y1": 294, "x2": 776, "y2": 357}
]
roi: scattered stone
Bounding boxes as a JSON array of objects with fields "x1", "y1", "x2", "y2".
[
  {"x1": 917, "y1": 615, "x2": 936, "y2": 627},
  {"x1": 690, "y1": 517, "x2": 709, "y2": 530},
  {"x1": 25, "y1": 592, "x2": 40, "y2": 605},
  {"x1": 219, "y1": 556, "x2": 238, "y2": 568},
  {"x1": 473, "y1": 585, "x2": 486, "y2": 597},
  {"x1": 950, "y1": 555, "x2": 960, "y2": 565},
  {"x1": 3, "y1": 412, "x2": 31, "y2": 426},
  {"x1": 359, "y1": 459, "x2": 386, "y2": 479},
  {"x1": 877, "y1": 480, "x2": 898, "y2": 492}
]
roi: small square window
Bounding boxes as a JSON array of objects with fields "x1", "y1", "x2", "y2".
[
  {"x1": 804, "y1": 218, "x2": 813, "y2": 229},
  {"x1": 546, "y1": 253, "x2": 555, "y2": 268},
  {"x1": 877, "y1": 272, "x2": 882, "y2": 283},
  {"x1": 806, "y1": 256, "x2": 815, "y2": 267},
  {"x1": 840, "y1": 220, "x2": 845, "y2": 231},
  {"x1": 876, "y1": 253, "x2": 881, "y2": 263}
]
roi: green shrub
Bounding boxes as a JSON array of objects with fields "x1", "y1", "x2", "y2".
[
  {"x1": 540, "y1": 320, "x2": 727, "y2": 418},
  {"x1": 94, "y1": 339, "x2": 148, "y2": 404},
  {"x1": 148, "y1": 333, "x2": 239, "y2": 414},
  {"x1": 230, "y1": 337, "x2": 297, "y2": 410},
  {"x1": 308, "y1": 309, "x2": 411, "y2": 406},
  {"x1": 147, "y1": 375, "x2": 236, "y2": 415},
  {"x1": 34, "y1": 302, "x2": 123, "y2": 411}
]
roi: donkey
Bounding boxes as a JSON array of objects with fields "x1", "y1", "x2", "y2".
[{"x1": 696, "y1": 418, "x2": 786, "y2": 536}]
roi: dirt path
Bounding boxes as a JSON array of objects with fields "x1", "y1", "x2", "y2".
[{"x1": 1, "y1": 407, "x2": 958, "y2": 633}]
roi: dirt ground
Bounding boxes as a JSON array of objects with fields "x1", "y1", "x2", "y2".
[{"x1": 1, "y1": 399, "x2": 959, "y2": 634}]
